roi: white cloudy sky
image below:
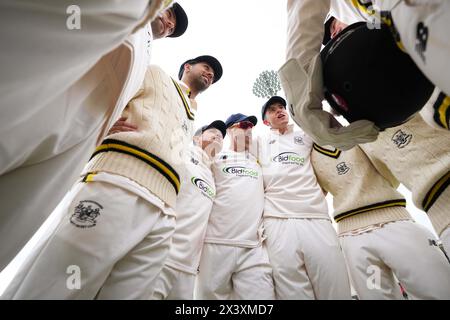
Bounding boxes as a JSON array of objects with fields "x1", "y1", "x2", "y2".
[{"x1": 0, "y1": 0, "x2": 437, "y2": 295}]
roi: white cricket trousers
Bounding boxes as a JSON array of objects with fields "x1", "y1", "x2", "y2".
[
  {"x1": 151, "y1": 264, "x2": 196, "y2": 300},
  {"x1": 1, "y1": 179, "x2": 175, "y2": 299},
  {"x1": 340, "y1": 220, "x2": 450, "y2": 300},
  {"x1": 195, "y1": 244, "x2": 275, "y2": 300},
  {"x1": 263, "y1": 218, "x2": 352, "y2": 300}
]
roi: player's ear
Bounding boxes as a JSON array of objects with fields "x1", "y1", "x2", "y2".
[{"x1": 263, "y1": 120, "x2": 271, "y2": 127}]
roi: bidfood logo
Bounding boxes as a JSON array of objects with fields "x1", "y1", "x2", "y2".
[
  {"x1": 272, "y1": 152, "x2": 305, "y2": 166},
  {"x1": 191, "y1": 177, "x2": 215, "y2": 200},
  {"x1": 222, "y1": 166, "x2": 259, "y2": 179}
]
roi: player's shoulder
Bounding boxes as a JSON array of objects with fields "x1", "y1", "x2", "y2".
[
  {"x1": 146, "y1": 64, "x2": 171, "y2": 80},
  {"x1": 292, "y1": 128, "x2": 313, "y2": 146}
]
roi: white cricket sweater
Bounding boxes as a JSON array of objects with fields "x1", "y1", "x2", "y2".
[
  {"x1": 83, "y1": 65, "x2": 196, "y2": 208},
  {"x1": 360, "y1": 114, "x2": 450, "y2": 235},
  {"x1": 311, "y1": 145, "x2": 411, "y2": 235}
]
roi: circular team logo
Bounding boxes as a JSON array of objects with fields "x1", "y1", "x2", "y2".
[
  {"x1": 70, "y1": 200, "x2": 103, "y2": 228},
  {"x1": 272, "y1": 152, "x2": 305, "y2": 166},
  {"x1": 294, "y1": 136, "x2": 304, "y2": 145},
  {"x1": 191, "y1": 177, "x2": 215, "y2": 200},
  {"x1": 222, "y1": 166, "x2": 259, "y2": 179}
]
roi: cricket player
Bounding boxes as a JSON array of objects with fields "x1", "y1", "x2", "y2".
[
  {"x1": 1, "y1": 55, "x2": 223, "y2": 299},
  {"x1": 150, "y1": 120, "x2": 226, "y2": 300},
  {"x1": 311, "y1": 142, "x2": 450, "y2": 299},
  {"x1": 258, "y1": 96, "x2": 351, "y2": 300},
  {"x1": 322, "y1": 15, "x2": 450, "y2": 132},
  {"x1": 196, "y1": 114, "x2": 275, "y2": 300},
  {"x1": 279, "y1": 0, "x2": 450, "y2": 150},
  {"x1": 360, "y1": 114, "x2": 450, "y2": 254},
  {"x1": 0, "y1": 1, "x2": 188, "y2": 270}
]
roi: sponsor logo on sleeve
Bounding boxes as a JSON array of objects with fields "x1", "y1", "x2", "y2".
[{"x1": 191, "y1": 177, "x2": 215, "y2": 200}]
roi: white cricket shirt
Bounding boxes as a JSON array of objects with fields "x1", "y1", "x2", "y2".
[
  {"x1": 165, "y1": 146, "x2": 215, "y2": 274},
  {"x1": 204, "y1": 150, "x2": 265, "y2": 248},
  {"x1": 258, "y1": 125, "x2": 329, "y2": 219}
]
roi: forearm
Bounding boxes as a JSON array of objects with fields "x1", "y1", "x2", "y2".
[{"x1": 286, "y1": 0, "x2": 330, "y2": 68}]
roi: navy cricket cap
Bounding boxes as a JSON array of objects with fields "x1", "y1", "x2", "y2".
[
  {"x1": 261, "y1": 96, "x2": 287, "y2": 120},
  {"x1": 225, "y1": 113, "x2": 258, "y2": 129},
  {"x1": 178, "y1": 55, "x2": 223, "y2": 83},
  {"x1": 320, "y1": 22, "x2": 434, "y2": 129},
  {"x1": 169, "y1": 3, "x2": 188, "y2": 38},
  {"x1": 194, "y1": 120, "x2": 227, "y2": 138}
]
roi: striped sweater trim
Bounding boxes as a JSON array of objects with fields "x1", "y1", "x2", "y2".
[
  {"x1": 334, "y1": 199, "x2": 407, "y2": 223},
  {"x1": 90, "y1": 139, "x2": 180, "y2": 194},
  {"x1": 82, "y1": 172, "x2": 96, "y2": 183},
  {"x1": 432, "y1": 92, "x2": 450, "y2": 130},
  {"x1": 313, "y1": 143, "x2": 341, "y2": 159},
  {"x1": 350, "y1": 0, "x2": 406, "y2": 52},
  {"x1": 172, "y1": 79, "x2": 195, "y2": 120},
  {"x1": 423, "y1": 171, "x2": 450, "y2": 212}
]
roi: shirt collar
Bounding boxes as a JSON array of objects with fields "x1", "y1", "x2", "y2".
[
  {"x1": 178, "y1": 81, "x2": 192, "y2": 98},
  {"x1": 178, "y1": 81, "x2": 197, "y2": 111},
  {"x1": 270, "y1": 124, "x2": 294, "y2": 135}
]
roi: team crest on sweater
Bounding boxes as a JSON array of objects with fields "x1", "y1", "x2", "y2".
[
  {"x1": 70, "y1": 200, "x2": 102, "y2": 228},
  {"x1": 392, "y1": 130, "x2": 412, "y2": 148},
  {"x1": 336, "y1": 162, "x2": 350, "y2": 175}
]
